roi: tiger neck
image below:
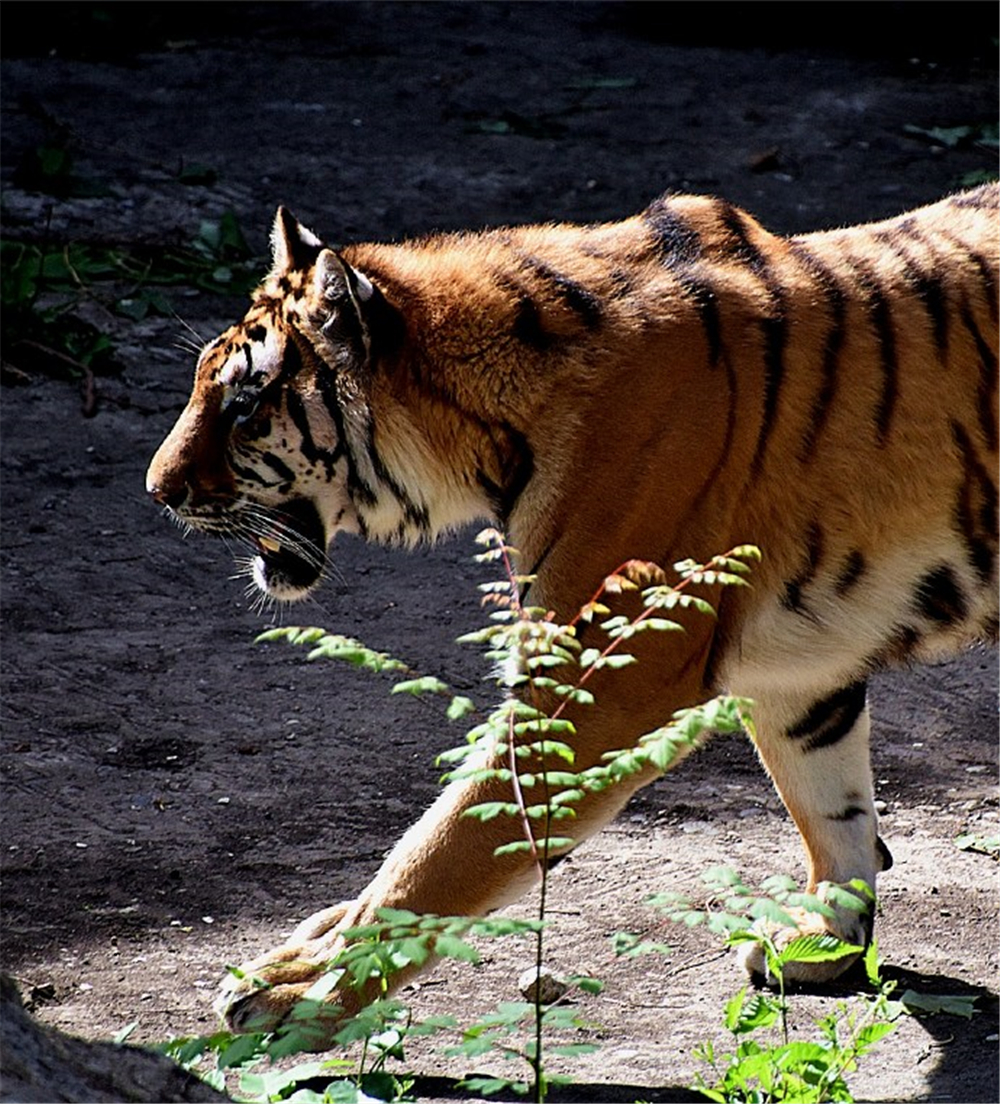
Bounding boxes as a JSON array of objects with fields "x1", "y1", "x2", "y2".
[{"x1": 339, "y1": 245, "x2": 557, "y2": 548}]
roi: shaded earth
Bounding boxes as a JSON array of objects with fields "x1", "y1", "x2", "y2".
[{"x1": 1, "y1": 5, "x2": 997, "y2": 1101}]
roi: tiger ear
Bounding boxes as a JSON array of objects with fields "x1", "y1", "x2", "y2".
[
  {"x1": 270, "y1": 207, "x2": 324, "y2": 274},
  {"x1": 315, "y1": 248, "x2": 374, "y2": 304}
]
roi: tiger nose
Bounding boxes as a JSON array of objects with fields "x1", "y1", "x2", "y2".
[
  {"x1": 146, "y1": 457, "x2": 190, "y2": 509},
  {"x1": 147, "y1": 478, "x2": 189, "y2": 510}
]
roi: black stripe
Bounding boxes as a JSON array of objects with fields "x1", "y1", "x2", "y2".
[
  {"x1": 953, "y1": 419, "x2": 999, "y2": 539},
  {"x1": 363, "y1": 419, "x2": 431, "y2": 531},
  {"x1": 606, "y1": 266, "x2": 637, "y2": 299},
  {"x1": 868, "y1": 623, "x2": 922, "y2": 669},
  {"x1": 284, "y1": 385, "x2": 341, "y2": 475},
  {"x1": 677, "y1": 275, "x2": 723, "y2": 366},
  {"x1": 309, "y1": 358, "x2": 378, "y2": 508},
  {"x1": 951, "y1": 420, "x2": 998, "y2": 583},
  {"x1": 873, "y1": 229, "x2": 950, "y2": 358},
  {"x1": 787, "y1": 681, "x2": 867, "y2": 752},
  {"x1": 275, "y1": 332, "x2": 306, "y2": 385},
  {"x1": 912, "y1": 269, "x2": 950, "y2": 358},
  {"x1": 260, "y1": 452, "x2": 297, "y2": 483},
  {"x1": 711, "y1": 205, "x2": 788, "y2": 474},
  {"x1": 913, "y1": 564, "x2": 968, "y2": 626},
  {"x1": 950, "y1": 183, "x2": 999, "y2": 210},
  {"x1": 936, "y1": 231, "x2": 999, "y2": 325},
  {"x1": 968, "y1": 249, "x2": 999, "y2": 325},
  {"x1": 828, "y1": 805, "x2": 868, "y2": 822},
  {"x1": 960, "y1": 301, "x2": 999, "y2": 452},
  {"x1": 228, "y1": 458, "x2": 271, "y2": 486},
  {"x1": 848, "y1": 257, "x2": 898, "y2": 445},
  {"x1": 642, "y1": 199, "x2": 724, "y2": 368},
  {"x1": 835, "y1": 550, "x2": 867, "y2": 596},
  {"x1": 716, "y1": 200, "x2": 768, "y2": 273},
  {"x1": 780, "y1": 521, "x2": 824, "y2": 614},
  {"x1": 520, "y1": 256, "x2": 603, "y2": 330},
  {"x1": 789, "y1": 244, "x2": 847, "y2": 462},
  {"x1": 642, "y1": 196, "x2": 703, "y2": 266},
  {"x1": 512, "y1": 294, "x2": 555, "y2": 351},
  {"x1": 750, "y1": 304, "x2": 788, "y2": 475}
]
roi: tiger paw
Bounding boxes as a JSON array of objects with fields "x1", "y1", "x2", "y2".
[
  {"x1": 216, "y1": 902, "x2": 359, "y2": 1046},
  {"x1": 737, "y1": 892, "x2": 874, "y2": 986}
]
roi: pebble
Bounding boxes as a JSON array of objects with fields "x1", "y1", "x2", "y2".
[{"x1": 518, "y1": 965, "x2": 569, "y2": 1004}]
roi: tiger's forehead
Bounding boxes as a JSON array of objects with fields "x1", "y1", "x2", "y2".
[{"x1": 197, "y1": 300, "x2": 287, "y2": 385}]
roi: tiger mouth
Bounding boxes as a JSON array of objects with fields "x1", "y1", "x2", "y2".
[{"x1": 248, "y1": 498, "x2": 327, "y2": 598}]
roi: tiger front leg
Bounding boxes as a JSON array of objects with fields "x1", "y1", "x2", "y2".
[
  {"x1": 736, "y1": 680, "x2": 892, "y2": 984},
  {"x1": 215, "y1": 753, "x2": 635, "y2": 1046}
]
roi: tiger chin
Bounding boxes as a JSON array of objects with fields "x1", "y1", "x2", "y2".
[{"x1": 147, "y1": 185, "x2": 998, "y2": 1046}]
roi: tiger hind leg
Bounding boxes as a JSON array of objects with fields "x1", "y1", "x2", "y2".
[{"x1": 737, "y1": 680, "x2": 891, "y2": 983}]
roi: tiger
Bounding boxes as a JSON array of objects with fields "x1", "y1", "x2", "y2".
[{"x1": 146, "y1": 183, "x2": 998, "y2": 1045}]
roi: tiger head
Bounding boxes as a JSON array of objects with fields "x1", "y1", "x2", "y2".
[{"x1": 146, "y1": 209, "x2": 392, "y2": 602}]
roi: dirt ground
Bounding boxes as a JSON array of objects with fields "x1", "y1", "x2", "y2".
[{"x1": 2, "y1": 5, "x2": 998, "y2": 1102}]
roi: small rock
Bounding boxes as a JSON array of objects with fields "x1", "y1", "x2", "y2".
[{"x1": 518, "y1": 965, "x2": 568, "y2": 1005}]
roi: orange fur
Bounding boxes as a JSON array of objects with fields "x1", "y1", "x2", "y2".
[{"x1": 147, "y1": 186, "x2": 998, "y2": 1042}]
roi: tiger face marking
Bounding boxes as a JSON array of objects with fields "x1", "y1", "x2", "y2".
[{"x1": 147, "y1": 186, "x2": 998, "y2": 1045}]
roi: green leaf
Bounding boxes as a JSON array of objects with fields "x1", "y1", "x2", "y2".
[
  {"x1": 703, "y1": 865, "x2": 748, "y2": 891},
  {"x1": 466, "y1": 800, "x2": 522, "y2": 821},
  {"x1": 459, "y1": 1075, "x2": 524, "y2": 1096},
  {"x1": 724, "y1": 987, "x2": 780, "y2": 1035},
  {"x1": 112, "y1": 1021, "x2": 138, "y2": 1044},
  {"x1": 954, "y1": 832, "x2": 1000, "y2": 855},
  {"x1": 554, "y1": 685, "x2": 595, "y2": 705},
  {"x1": 394, "y1": 937, "x2": 432, "y2": 967},
  {"x1": 596, "y1": 653, "x2": 637, "y2": 669},
  {"x1": 374, "y1": 907, "x2": 422, "y2": 925},
  {"x1": 392, "y1": 676, "x2": 449, "y2": 696},
  {"x1": 900, "y1": 990, "x2": 979, "y2": 1018},
  {"x1": 778, "y1": 934, "x2": 862, "y2": 966},
  {"x1": 855, "y1": 1019, "x2": 898, "y2": 1053},
  {"x1": 435, "y1": 933, "x2": 480, "y2": 962},
  {"x1": 822, "y1": 882, "x2": 872, "y2": 912},
  {"x1": 446, "y1": 695, "x2": 476, "y2": 721},
  {"x1": 747, "y1": 898, "x2": 798, "y2": 928},
  {"x1": 864, "y1": 940, "x2": 883, "y2": 987}
]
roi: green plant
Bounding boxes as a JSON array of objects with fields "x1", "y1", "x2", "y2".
[
  {"x1": 1, "y1": 212, "x2": 259, "y2": 386},
  {"x1": 163, "y1": 911, "x2": 544, "y2": 1102},
  {"x1": 651, "y1": 869, "x2": 903, "y2": 1103},
  {"x1": 262, "y1": 534, "x2": 755, "y2": 1099},
  {"x1": 159, "y1": 531, "x2": 983, "y2": 1100},
  {"x1": 902, "y1": 120, "x2": 999, "y2": 186},
  {"x1": 954, "y1": 831, "x2": 1000, "y2": 857},
  {"x1": 164, "y1": 534, "x2": 756, "y2": 1101}
]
